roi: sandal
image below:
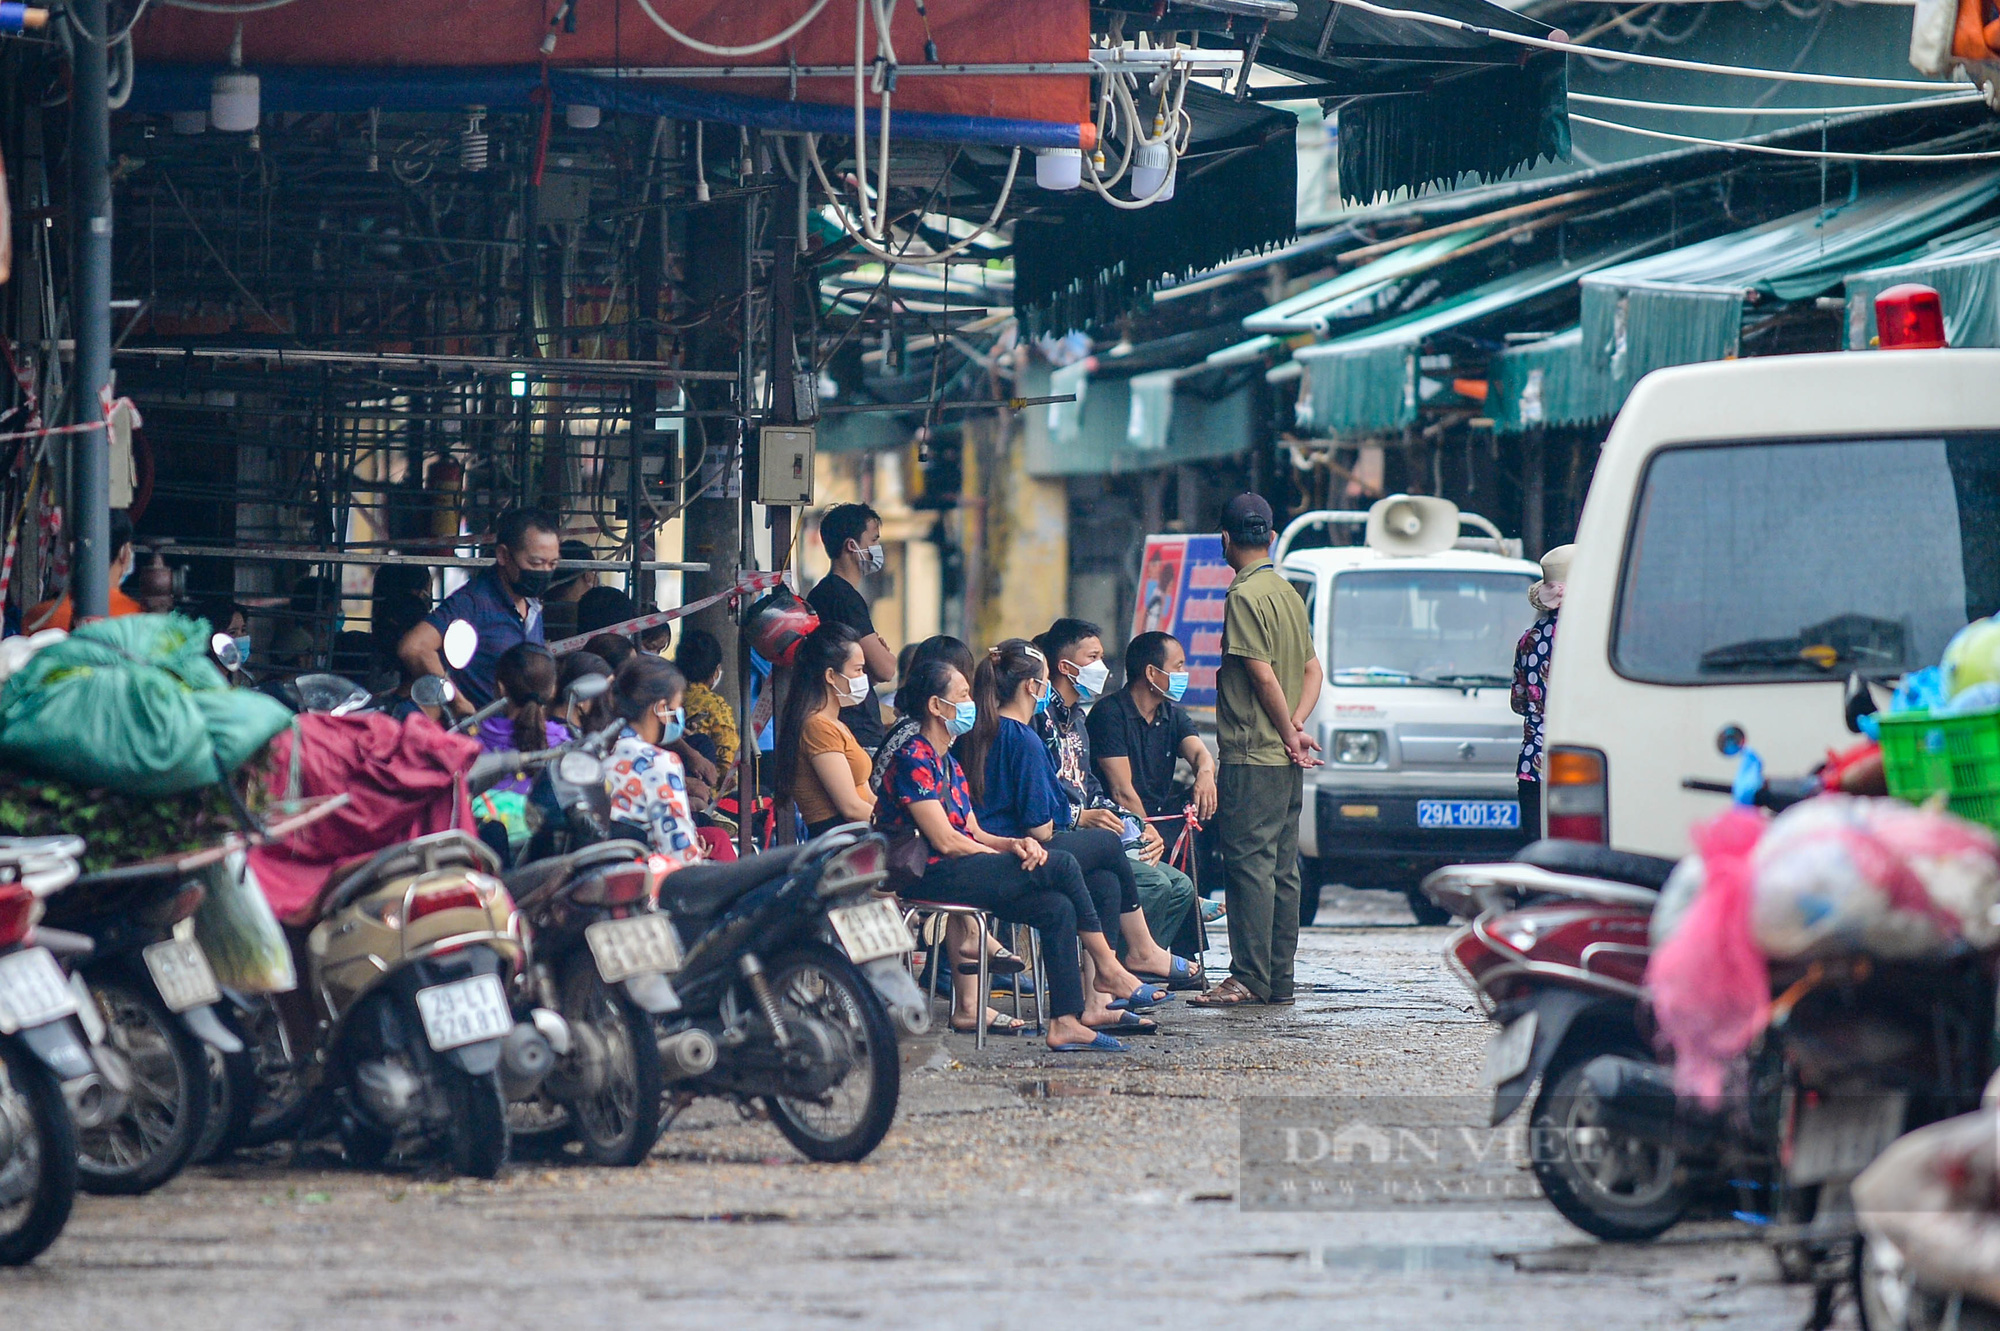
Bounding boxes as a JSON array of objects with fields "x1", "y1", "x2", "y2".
[
  {"x1": 950, "y1": 1010, "x2": 1033, "y2": 1037},
  {"x1": 1050, "y1": 1033, "x2": 1129, "y2": 1053},
  {"x1": 1187, "y1": 977, "x2": 1266, "y2": 1008},
  {"x1": 956, "y1": 946, "x2": 1027, "y2": 977},
  {"x1": 1135, "y1": 955, "x2": 1205, "y2": 991},
  {"x1": 1095, "y1": 1011, "x2": 1158, "y2": 1035}
]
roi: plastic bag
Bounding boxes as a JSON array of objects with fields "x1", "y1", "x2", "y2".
[
  {"x1": 0, "y1": 613, "x2": 291, "y2": 796},
  {"x1": 192, "y1": 849, "x2": 297, "y2": 994},
  {"x1": 1645, "y1": 807, "x2": 1770, "y2": 1105}
]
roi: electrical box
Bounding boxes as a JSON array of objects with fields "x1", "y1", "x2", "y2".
[{"x1": 756, "y1": 426, "x2": 815, "y2": 506}]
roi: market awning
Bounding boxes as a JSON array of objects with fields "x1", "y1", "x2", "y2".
[
  {"x1": 1024, "y1": 336, "x2": 1268, "y2": 475},
  {"x1": 1577, "y1": 171, "x2": 2000, "y2": 419},
  {"x1": 1291, "y1": 239, "x2": 1653, "y2": 436},
  {"x1": 1242, "y1": 228, "x2": 1491, "y2": 335},
  {"x1": 133, "y1": 0, "x2": 1093, "y2": 138},
  {"x1": 1843, "y1": 217, "x2": 2000, "y2": 350},
  {"x1": 1487, "y1": 328, "x2": 1592, "y2": 435}
]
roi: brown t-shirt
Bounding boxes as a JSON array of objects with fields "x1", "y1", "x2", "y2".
[{"x1": 793, "y1": 711, "x2": 873, "y2": 826}]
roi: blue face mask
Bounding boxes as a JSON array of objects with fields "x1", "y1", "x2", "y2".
[
  {"x1": 1032, "y1": 681, "x2": 1051, "y2": 716},
  {"x1": 1165, "y1": 671, "x2": 1190, "y2": 703},
  {"x1": 659, "y1": 705, "x2": 686, "y2": 745},
  {"x1": 943, "y1": 699, "x2": 978, "y2": 737}
]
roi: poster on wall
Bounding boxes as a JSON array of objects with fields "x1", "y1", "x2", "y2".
[{"x1": 1134, "y1": 533, "x2": 1231, "y2": 710}]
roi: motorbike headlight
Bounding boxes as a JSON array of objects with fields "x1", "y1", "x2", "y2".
[{"x1": 1333, "y1": 730, "x2": 1383, "y2": 765}]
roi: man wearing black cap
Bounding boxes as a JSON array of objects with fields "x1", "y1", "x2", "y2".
[{"x1": 1190, "y1": 493, "x2": 1323, "y2": 1009}]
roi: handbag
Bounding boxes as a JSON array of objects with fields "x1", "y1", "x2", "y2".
[{"x1": 884, "y1": 829, "x2": 931, "y2": 893}]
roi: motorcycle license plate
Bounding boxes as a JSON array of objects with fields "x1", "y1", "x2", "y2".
[
  {"x1": 1788, "y1": 1093, "x2": 1906, "y2": 1185},
  {"x1": 829, "y1": 898, "x2": 915, "y2": 965},
  {"x1": 585, "y1": 914, "x2": 685, "y2": 984},
  {"x1": 0, "y1": 948, "x2": 79, "y2": 1034},
  {"x1": 143, "y1": 937, "x2": 222, "y2": 1014},
  {"x1": 1418, "y1": 800, "x2": 1520, "y2": 830},
  {"x1": 1481, "y1": 1010, "x2": 1538, "y2": 1086},
  {"x1": 414, "y1": 974, "x2": 513, "y2": 1052}
]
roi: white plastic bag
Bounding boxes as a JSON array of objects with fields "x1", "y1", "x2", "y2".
[{"x1": 193, "y1": 849, "x2": 297, "y2": 994}]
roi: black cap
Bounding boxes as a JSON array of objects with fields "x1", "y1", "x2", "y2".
[{"x1": 1221, "y1": 492, "x2": 1274, "y2": 546}]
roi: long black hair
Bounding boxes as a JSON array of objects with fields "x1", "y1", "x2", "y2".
[
  {"x1": 893, "y1": 635, "x2": 976, "y2": 719},
  {"x1": 958, "y1": 639, "x2": 1046, "y2": 805},
  {"x1": 775, "y1": 622, "x2": 862, "y2": 801},
  {"x1": 901, "y1": 659, "x2": 965, "y2": 743},
  {"x1": 611, "y1": 653, "x2": 686, "y2": 729},
  {"x1": 494, "y1": 642, "x2": 557, "y2": 752}
]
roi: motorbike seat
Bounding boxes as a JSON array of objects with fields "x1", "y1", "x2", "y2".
[
  {"x1": 504, "y1": 840, "x2": 649, "y2": 910},
  {"x1": 661, "y1": 844, "x2": 811, "y2": 918},
  {"x1": 300, "y1": 830, "x2": 501, "y2": 927},
  {"x1": 1511, "y1": 839, "x2": 1678, "y2": 892}
]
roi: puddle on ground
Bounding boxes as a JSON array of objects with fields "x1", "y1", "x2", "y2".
[
  {"x1": 1251, "y1": 1244, "x2": 1509, "y2": 1275},
  {"x1": 1013, "y1": 1080, "x2": 1211, "y2": 1101}
]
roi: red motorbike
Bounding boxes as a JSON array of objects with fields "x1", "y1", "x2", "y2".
[{"x1": 1425, "y1": 841, "x2": 1693, "y2": 1241}]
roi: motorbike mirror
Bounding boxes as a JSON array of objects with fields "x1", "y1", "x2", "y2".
[
  {"x1": 557, "y1": 751, "x2": 604, "y2": 786},
  {"x1": 1843, "y1": 672, "x2": 1879, "y2": 735},
  {"x1": 210, "y1": 631, "x2": 244, "y2": 672},
  {"x1": 410, "y1": 674, "x2": 456, "y2": 708},
  {"x1": 566, "y1": 672, "x2": 611, "y2": 703},
  {"x1": 294, "y1": 673, "x2": 373, "y2": 716},
  {"x1": 442, "y1": 619, "x2": 479, "y2": 671}
]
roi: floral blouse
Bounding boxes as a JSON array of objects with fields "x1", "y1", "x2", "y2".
[
  {"x1": 606, "y1": 727, "x2": 703, "y2": 864},
  {"x1": 873, "y1": 732, "x2": 972, "y2": 864},
  {"x1": 681, "y1": 681, "x2": 739, "y2": 771},
  {"x1": 1511, "y1": 613, "x2": 1557, "y2": 781}
]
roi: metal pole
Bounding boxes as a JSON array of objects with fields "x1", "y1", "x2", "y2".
[
  {"x1": 736, "y1": 166, "x2": 760, "y2": 861},
  {"x1": 70, "y1": 0, "x2": 113, "y2": 619}
]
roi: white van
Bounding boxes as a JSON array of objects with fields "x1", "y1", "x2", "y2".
[
  {"x1": 1279, "y1": 501, "x2": 1544, "y2": 923},
  {"x1": 1541, "y1": 349, "x2": 2000, "y2": 858}
]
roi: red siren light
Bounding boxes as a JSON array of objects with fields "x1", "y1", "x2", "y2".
[{"x1": 1875, "y1": 283, "x2": 1948, "y2": 350}]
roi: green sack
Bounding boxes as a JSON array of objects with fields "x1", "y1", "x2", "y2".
[{"x1": 0, "y1": 613, "x2": 292, "y2": 797}]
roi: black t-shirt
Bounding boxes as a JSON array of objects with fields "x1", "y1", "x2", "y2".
[
  {"x1": 1087, "y1": 688, "x2": 1198, "y2": 819},
  {"x1": 806, "y1": 573, "x2": 888, "y2": 751}
]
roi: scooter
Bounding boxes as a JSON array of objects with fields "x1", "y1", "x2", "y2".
[
  {"x1": 1428, "y1": 840, "x2": 1691, "y2": 1241},
  {"x1": 0, "y1": 837, "x2": 97, "y2": 1265}
]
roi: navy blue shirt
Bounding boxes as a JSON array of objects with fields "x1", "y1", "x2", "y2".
[
  {"x1": 963, "y1": 717, "x2": 1070, "y2": 838},
  {"x1": 424, "y1": 566, "x2": 543, "y2": 707}
]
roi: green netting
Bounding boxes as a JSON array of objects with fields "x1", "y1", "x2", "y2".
[
  {"x1": 1579, "y1": 172, "x2": 2000, "y2": 418},
  {"x1": 1488, "y1": 328, "x2": 1602, "y2": 435},
  {"x1": 1844, "y1": 218, "x2": 2000, "y2": 349},
  {"x1": 1336, "y1": 55, "x2": 1571, "y2": 205}
]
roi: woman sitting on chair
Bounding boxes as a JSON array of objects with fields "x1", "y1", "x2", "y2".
[
  {"x1": 957, "y1": 640, "x2": 1182, "y2": 1038},
  {"x1": 874, "y1": 660, "x2": 1163, "y2": 1052},
  {"x1": 775, "y1": 624, "x2": 876, "y2": 840}
]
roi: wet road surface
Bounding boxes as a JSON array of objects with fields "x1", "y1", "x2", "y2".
[{"x1": 0, "y1": 888, "x2": 1835, "y2": 1329}]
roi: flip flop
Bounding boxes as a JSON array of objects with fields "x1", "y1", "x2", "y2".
[
  {"x1": 1050, "y1": 1033, "x2": 1130, "y2": 1053},
  {"x1": 955, "y1": 948, "x2": 1028, "y2": 977},
  {"x1": 1200, "y1": 899, "x2": 1227, "y2": 924},
  {"x1": 1135, "y1": 955, "x2": 1205, "y2": 991},
  {"x1": 1100, "y1": 1011, "x2": 1159, "y2": 1035},
  {"x1": 950, "y1": 1012, "x2": 1033, "y2": 1037}
]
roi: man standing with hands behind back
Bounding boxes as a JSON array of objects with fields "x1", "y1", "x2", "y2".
[
  {"x1": 807, "y1": 503, "x2": 896, "y2": 756},
  {"x1": 1190, "y1": 493, "x2": 1323, "y2": 1010}
]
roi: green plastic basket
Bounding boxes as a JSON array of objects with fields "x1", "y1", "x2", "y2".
[{"x1": 1877, "y1": 706, "x2": 2000, "y2": 831}]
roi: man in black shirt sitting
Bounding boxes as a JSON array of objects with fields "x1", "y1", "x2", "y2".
[
  {"x1": 805, "y1": 502, "x2": 894, "y2": 754},
  {"x1": 1089, "y1": 631, "x2": 1220, "y2": 958}
]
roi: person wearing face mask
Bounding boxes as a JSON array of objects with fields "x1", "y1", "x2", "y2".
[
  {"x1": 674, "y1": 628, "x2": 739, "y2": 775},
  {"x1": 1030, "y1": 618, "x2": 1123, "y2": 830},
  {"x1": 806, "y1": 502, "x2": 895, "y2": 754},
  {"x1": 1091, "y1": 631, "x2": 1218, "y2": 960},
  {"x1": 874, "y1": 660, "x2": 1162, "y2": 1053},
  {"x1": 603, "y1": 654, "x2": 710, "y2": 866},
  {"x1": 400, "y1": 506, "x2": 560, "y2": 716},
  {"x1": 1512, "y1": 543, "x2": 1574, "y2": 839},
  {"x1": 775, "y1": 624, "x2": 877, "y2": 840}
]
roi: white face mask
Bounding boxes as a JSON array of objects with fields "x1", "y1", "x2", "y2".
[
  {"x1": 851, "y1": 541, "x2": 886, "y2": 575},
  {"x1": 833, "y1": 671, "x2": 870, "y2": 706},
  {"x1": 1066, "y1": 659, "x2": 1110, "y2": 701}
]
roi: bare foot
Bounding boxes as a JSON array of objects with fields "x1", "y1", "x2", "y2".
[{"x1": 1047, "y1": 1015, "x2": 1099, "y2": 1049}]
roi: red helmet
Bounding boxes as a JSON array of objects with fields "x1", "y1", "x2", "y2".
[{"x1": 741, "y1": 585, "x2": 819, "y2": 667}]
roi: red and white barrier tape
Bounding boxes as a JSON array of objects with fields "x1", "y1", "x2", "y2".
[{"x1": 544, "y1": 568, "x2": 784, "y2": 654}]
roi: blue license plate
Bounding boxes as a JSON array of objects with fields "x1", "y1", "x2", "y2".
[{"x1": 1417, "y1": 800, "x2": 1520, "y2": 830}]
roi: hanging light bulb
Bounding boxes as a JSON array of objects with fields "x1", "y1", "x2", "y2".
[
  {"x1": 459, "y1": 107, "x2": 489, "y2": 172},
  {"x1": 565, "y1": 104, "x2": 600, "y2": 130},
  {"x1": 210, "y1": 23, "x2": 260, "y2": 133},
  {"x1": 1131, "y1": 142, "x2": 1175, "y2": 202},
  {"x1": 1035, "y1": 147, "x2": 1082, "y2": 192}
]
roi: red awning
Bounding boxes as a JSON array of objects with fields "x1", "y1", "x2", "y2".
[{"x1": 132, "y1": 0, "x2": 1091, "y2": 129}]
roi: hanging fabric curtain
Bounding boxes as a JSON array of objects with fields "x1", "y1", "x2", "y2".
[
  {"x1": 1486, "y1": 328, "x2": 1594, "y2": 436},
  {"x1": 1843, "y1": 216, "x2": 2000, "y2": 350}
]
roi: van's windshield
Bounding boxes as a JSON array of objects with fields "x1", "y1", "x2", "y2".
[
  {"x1": 1329, "y1": 570, "x2": 1536, "y2": 687},
  {"x1": 1615, "y1": 435, "x2": 2000, "y2": 684}
]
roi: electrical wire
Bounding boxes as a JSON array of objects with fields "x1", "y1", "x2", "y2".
[
  {"x1": 157, "y1": 0, "x2": 303, "y2": 11},
  {"x1": 804, "y1": 135, "x2": 1021, "y2": 265},
  {"x1": 1570, "y1": 90, "x2": 1986, "y2": 115},
  {"x1": 627, "y1": 0, "x2": 833, "y2": 58},
  {"x1": 1569, "y1": 112, "x2": 2000, "y2": 159},
  {"x1": 1324, "y1": 0, "x2": 1962, "y2": 90}
]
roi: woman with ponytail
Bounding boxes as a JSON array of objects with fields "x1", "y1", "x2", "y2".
[
  {"x1": 776, "y1": 623, "x2": 876, "y2": 838},
  {"x1": 473, "y1": 643, "x2": 565, "y2": 863}
]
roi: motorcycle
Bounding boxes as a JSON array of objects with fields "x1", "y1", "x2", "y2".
[
  {"x1": 1427, "y1": 840, "x2": 1691, "y2": 1241},
  {"x1": 516, "y1": 721, "x2": 928, "y2": 1164},
  {"x1": 0, "y1": 837, "x2": 97, "y2": 1265}
]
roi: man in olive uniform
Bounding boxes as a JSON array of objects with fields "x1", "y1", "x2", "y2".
[{"x1": 1190, "y1": 493, "x2": 1323, "y2": 1009}]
